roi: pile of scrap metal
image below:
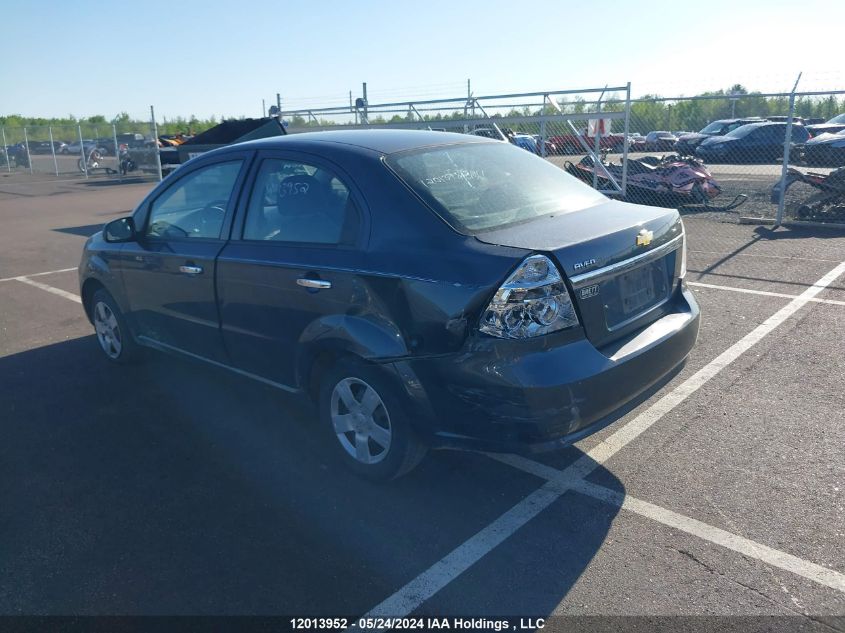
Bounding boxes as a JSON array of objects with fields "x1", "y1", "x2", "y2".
[
  {"x1": 122, "y1": 117, "x2": 286, "y2": 177},
  {"x1": 158, "y1": 134, "x2": 192, "y2": 147},
  {"x1": 771, "y1": 166, "x2": 845, "y2": 222},
  {"x1": 565, "y1": 152, "x2": 747, "y2": 211}
]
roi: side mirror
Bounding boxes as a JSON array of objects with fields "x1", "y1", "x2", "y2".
[{"x1": 103, "y1": 217, "x2": 136, "y2": 243}]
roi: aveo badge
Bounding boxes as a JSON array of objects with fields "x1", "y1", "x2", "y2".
[
  {"x1": 573, "y1": 258, "x2": 597, "y2": 271},
  {"x1": 580, "y1": 284, "x2": 600, "y2": 299}
]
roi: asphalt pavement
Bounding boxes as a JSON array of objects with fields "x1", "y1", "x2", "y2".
[{"x1": 0, "y1": 180, "x2": 843, "y2": 631}]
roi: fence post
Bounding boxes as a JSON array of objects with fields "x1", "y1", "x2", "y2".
[
  {"x1": 539, "y1": 118, "x2": 547, "y2": 158},
  {"x1": 23, "y1": 127, "x2": 33, "y2": 175},
  {"x1": 150, "y1": 105, "x2": 163, "y2": 182},
  {"x1": 776, "y1": 73, "x2": 802, "y2": 227},
  {"x1": 621, "y1": 82, "x2": 631, "y2": 198},
  {"x1": 592, "y1": 86, "x2": 607, "y2": 190},
  {"x1": 49, "y1": 126, "x2": 59, "y2": 176},
  {"x1": 78, "y1": 124, "x2": 88, "y2": 178},
  {"x1": 113, "y1": 123, "x2": 121, "y2": 182},
  {"x1": 1, "y1": 128, "x2": 9, "y2": 172}
]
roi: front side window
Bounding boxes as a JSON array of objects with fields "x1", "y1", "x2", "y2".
[
  {"x1": 700, "y1": 121, "x2": 725, "y2": 134},
  {"x1": 242, "y1": 158, "x2": 359, "y2": 244},
  {"x1": 725, "y1": 124, "x2": 759, "y2": 139},
  {"x1": 757, "y1": 125, "x2": 785, "y2": 141},
  {"x1": 385, "y1": 141, "x2": 606, "y2": 234},
  {"x1": 146, "y1": 161, "x2": 243, "y2": 239}
]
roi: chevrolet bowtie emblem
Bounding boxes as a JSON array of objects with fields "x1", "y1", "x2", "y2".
[{"x1": 636, "y1": 229, "x2": 653, "y2": 247}]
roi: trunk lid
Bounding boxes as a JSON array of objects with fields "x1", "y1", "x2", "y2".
[{"x1": 474, "y1": 199, "x2": 684, "y2": 347}]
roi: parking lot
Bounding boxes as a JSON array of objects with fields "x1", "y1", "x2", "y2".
[{"x1": 0, "y1": 179, "x2": 843, "y2": 628}]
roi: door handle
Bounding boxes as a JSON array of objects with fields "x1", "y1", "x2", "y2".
[
  {"x1": 296, "y1": 278, "x2": 331, "y2": 290},
  {"x1": 179, "y1": 264, "x2": 204, "y2": 275}
]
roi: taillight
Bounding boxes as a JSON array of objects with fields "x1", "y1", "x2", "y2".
[
  {"x1": 679, "y1": 221, "x2": 688, "y2": 279},
  {"x1": 479, "y1": 255, "x2": 580, "y2": 339}
]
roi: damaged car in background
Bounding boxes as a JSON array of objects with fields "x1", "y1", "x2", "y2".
[{"x1": 79, "y1": 130, "x2": 699, "y2": 480}]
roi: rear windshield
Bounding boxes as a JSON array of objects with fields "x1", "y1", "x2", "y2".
[{"x1": 385, "y1": 142, "x2": 606, "y2": 234}]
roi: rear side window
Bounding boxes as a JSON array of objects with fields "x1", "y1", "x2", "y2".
[
  {"x1": 385, "y1": 141, "x2": 605, "y2": 234},
  {"x1": 791, "y1": 126, "x2": 810, "y2": 142},
  {"x1": 243, "y1": 159, "x2": 359, "y2": 245}
]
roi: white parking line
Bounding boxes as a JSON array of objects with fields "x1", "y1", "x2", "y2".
[
  {"x1": 10, "y1": 256, "x2": 845, "y2": 605},
  {"x1": 688, "y1": 281, "x2": 845, "y2": 307},
  {"x1": 491, "y1": 454, "x2": 845, "y2": 594},
  {"x1": 13, "y1": 276, "x2": 81, "y2": 303},
  {"x1": 360, "y1": 260, "x2": 845, "y2": 618},
  {"x1": 574, "y1": 480, "x2": 845, "y2": 594},
  {"x1": 0, "y1": 267, "x2": 77, "y2": 283},
  {"x1": 362, "y1": 482, "x2": 564, "y2": 618}
]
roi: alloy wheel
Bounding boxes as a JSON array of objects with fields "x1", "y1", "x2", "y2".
[
  {"x1": 93, "y1": 300, "x2": 122, "y2": 359},
  {"x1": 330, "y1": 377, "x2": 392, "y2": 465}
]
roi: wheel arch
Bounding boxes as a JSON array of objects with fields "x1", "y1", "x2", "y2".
[
  {"x1": 80, "y1": 252, "x2": 129, "y2": 323},
  {"x1": 295, "y1": 314, "x2": 410, "y2": 401},
  {"x1": 80, "y1": 278, "x2": 106, "y2": 323}
]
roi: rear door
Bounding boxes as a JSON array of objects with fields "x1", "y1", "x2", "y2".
[
  {"x1": 120, "y1": 154, "x2": 250, "y2": 361},
  {"x1": 216, "y1": 151, "x2": 368, "y2": 387},
  {"x1": 747, "y1": 125, "x2": 783, "y2": 161}
]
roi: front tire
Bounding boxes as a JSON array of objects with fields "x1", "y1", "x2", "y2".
[
  {"x1": 90, "y1": 288, "x2": 142, "y2": 364},
  {"x1": 319, "y1": 359, "x2": 427, "y2": 480}
]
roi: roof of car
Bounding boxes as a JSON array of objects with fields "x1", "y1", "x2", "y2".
[
  {"x1": 714, "y1": 117, "x2": 763, "y2": 124},
  {"x1": 236, "y1": 129, "x2": 490, "y2": 155},
  {"x1": 726, "y1": 121, "x2": 778, "y2": 133}
]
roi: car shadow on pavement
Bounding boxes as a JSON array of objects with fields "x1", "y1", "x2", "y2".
[
  {"x1": 0, "y1": 335, "x2": 622, "y2": 617},
  {"x1": 83, "y1": 178, "x2": 151, "y2": 187},
  {"x1": 753, "y1": 224, "x2": 845, "y2": 240},
  {"x1": 52, "y1": 224, "x2": 110, "y2": 237}
]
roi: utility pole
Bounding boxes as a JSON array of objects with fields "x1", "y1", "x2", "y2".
[
  {"x1": 362, "y1": 82, "x2": 368, "y2": 123},
  {"x1": 262, "y1": 99, "x2": 265, "y2": 118},
  {"x1": 276, "y1": 93, "x2": 281, "y2": 115}
]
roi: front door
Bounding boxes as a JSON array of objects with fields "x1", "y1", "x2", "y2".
[{"x1": 121, "y1": 157, "x2": 248, "y2": 361}]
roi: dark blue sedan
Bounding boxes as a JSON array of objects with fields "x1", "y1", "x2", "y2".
[
  {"x1": 79, "y1": 130, "x2": 699, "y2": 479},
  {"x1": 695, "y1": 121, "x2": 810, "y2": 163}
]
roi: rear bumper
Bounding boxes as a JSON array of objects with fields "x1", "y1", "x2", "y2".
[{"x1": 393, "y1": 285, "x2": 700, "y2": 453}]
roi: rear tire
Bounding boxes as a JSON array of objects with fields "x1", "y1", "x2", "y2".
[
  {"x1": 90, "y1": 288, "x2": 142, "y2": 364},
  {"x1": 319, "y1": 358, "x2": 427, "y2": 480}
]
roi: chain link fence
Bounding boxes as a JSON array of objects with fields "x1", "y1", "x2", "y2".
[
  {"x1": 282, "y1": 85, "x2": 845, "y2": 226},
  {"x1": 621, "y1": 91, "x2": 845, "y2": 224},
  {"x1": 4, "y1": 85, "x2": 844, "y2": 225},
  {"x1": 1, "y1": 110, "x2": 163, "y2": 182}
]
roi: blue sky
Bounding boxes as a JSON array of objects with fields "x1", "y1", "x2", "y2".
[{"x1": 2, "y1": 0, "x2": 843, "y2": 120}]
